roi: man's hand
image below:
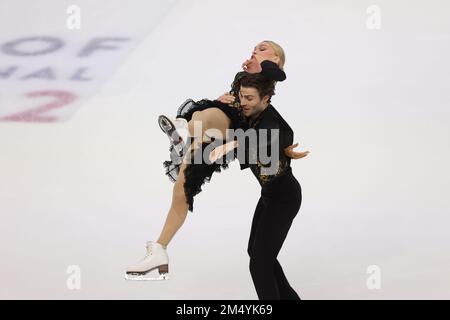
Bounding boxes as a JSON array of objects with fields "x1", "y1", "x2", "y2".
[
  {"x1": 217, "y1": 92, "x2": 235, "y2": 104},
  {"x1": 209, "y1": 145, "x2": 226, "y2": 163},
  {"x1": 209, "y1": 140, "x2": 238, "y2": 163},
  {"x1": 284, "y1": 143, "x2": 310, "y2": 159}
]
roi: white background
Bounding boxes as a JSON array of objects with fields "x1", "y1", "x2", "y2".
[{"x1": 0, "y1": 0, "x2": 449, "y2": 299}]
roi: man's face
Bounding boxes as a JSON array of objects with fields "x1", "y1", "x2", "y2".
[{"x1": 239, "y1": 86, "x2": 268, "y2": 119}]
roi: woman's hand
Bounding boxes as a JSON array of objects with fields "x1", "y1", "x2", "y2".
[
  {"x1": 242, "y1": 55, "x2": 263, "y2": 73},
  {"x1": 217, "y1": 92, "x2": 235, "y2": 104},
  {"x1": 284, "y1": 143, "x2": 310, "y2": 159}
]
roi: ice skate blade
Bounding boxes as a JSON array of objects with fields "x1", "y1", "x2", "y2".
[
  {"x1": 124, "y1": 273, "x2": 170, "y2": 281},
  {"x1": 158, "y1": 115, "x2": 183, "y2": 146},
  {"x1": 158, "y1": 115, "x2": 173, "y2": 133}
]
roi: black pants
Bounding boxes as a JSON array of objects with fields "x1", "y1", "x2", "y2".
[{"x1": 247, "y1": 171, "x2": 302, "y2": 300}]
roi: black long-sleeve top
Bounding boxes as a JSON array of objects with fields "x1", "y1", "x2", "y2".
[{"x1": 236, "y1": 104, "x2": 294, "y2": 188}]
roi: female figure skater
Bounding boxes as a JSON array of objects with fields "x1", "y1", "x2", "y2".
[
  {"x1": 209, "y1": 72, "x2": 309, "y2": 299},
  {"x1": 125, "y1": 41, "x2": 307, "y2": 281}
]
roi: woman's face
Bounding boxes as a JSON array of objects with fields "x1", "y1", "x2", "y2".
[{"x1": 252, "y1": 42, "x2": 280, "y2": 65}]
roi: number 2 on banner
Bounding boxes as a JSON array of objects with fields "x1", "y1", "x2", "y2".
[{"x1": 0, "y1": 90, "x2": 77, "y2": 122}]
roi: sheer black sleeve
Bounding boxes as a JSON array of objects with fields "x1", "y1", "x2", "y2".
[{"x1": 260, "y1": 60, "x2": 286, "y2": 81}]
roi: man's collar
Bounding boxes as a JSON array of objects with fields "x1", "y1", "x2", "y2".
[{"x1": 249, "y1": 104, "x2": 271, "y2": 127}]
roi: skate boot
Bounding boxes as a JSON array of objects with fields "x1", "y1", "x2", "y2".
[
  {"x1": 158, "y1": 115, "x2": 189, "y2": 156},
  {"x1": 125, "y1": 241, "x2": 170, "y2": 281}
]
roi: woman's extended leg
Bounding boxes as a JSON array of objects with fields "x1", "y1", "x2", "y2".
[
  {"x1": 156, "y1": 161, "x2": 189, "y2": 247},
  {"x1": 156, "y1": 108, "x2": 231, "y2": 247}
]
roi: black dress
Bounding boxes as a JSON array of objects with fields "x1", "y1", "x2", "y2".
[{"x1": 161, "y1": 71, "x2": 247, "y2": 212}]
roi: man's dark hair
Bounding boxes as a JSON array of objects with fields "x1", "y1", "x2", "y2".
[{"x1": 239, "y1": 73, "x2": 276, "y2": 103}]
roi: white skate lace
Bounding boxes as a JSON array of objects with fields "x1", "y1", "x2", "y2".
[{"x1": 142, "y1": 242, "x2": 153, "y2": 259}]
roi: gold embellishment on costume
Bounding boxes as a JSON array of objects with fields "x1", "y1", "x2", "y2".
[{"x1": 256, "y1": 159, "x2": 287, "y2": 184}]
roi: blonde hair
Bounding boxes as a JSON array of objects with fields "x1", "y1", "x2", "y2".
[{"x1": 263, "y1": 40, "x2": 286, "y2": 70}]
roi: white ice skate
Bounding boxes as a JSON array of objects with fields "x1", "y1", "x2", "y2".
[
  {"x1": 125, "y1": 241, "x2": 170, "y2": 281},
  {"x1": 158, "y1": 115, "x2": 189, "y2": 156}
]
